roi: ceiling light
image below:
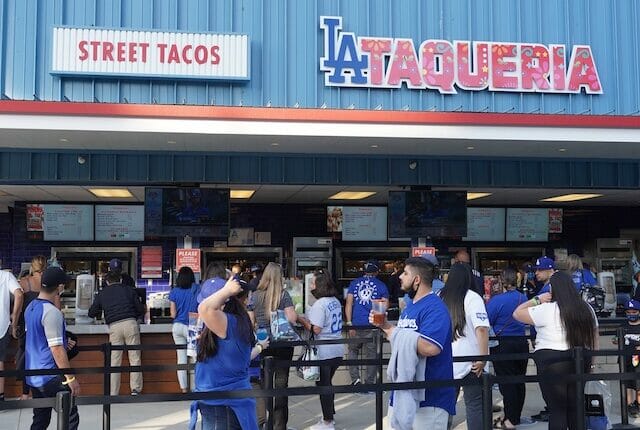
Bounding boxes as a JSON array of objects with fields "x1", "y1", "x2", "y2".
[
  {"x1": 230, "y1": 190, "x2": 255, "y2": 199},
  {"x1": 558, "y1": 148, "x2": 567, "y2": 152},
  {"x1": 467, "y1": 192, "x2": 492, "y2": 200},
  {"x1": 370, "y1": 144, "x2": 379, "y2": 148},
  {"x1": 59, "y1": 138, "x2": 69, "y2": 142},
  {"x1": 271, "y1": 142, "x2": 280, "y2": 147},
  {"x1": 167, "y1": 140, "x2": 177, "y2": 144},
  {"x1": 466, "y1": 146, "x2": 475, "y2": 150},
  {"x1": 328, "y1": 191, "x2": 376, "y2": 200},
  {"x1": 541, "y1": 193, "x2": 603, "y2": 202},
  {"x1": 88, "y1": 188, "x2": 133, "y2": 198}
]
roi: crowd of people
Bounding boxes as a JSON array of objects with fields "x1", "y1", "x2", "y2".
[{"x1": 1, "y1": 249, "x2": 636, "y2": 430}]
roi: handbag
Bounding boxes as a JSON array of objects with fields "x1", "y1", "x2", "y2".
[{"x1": 296, "y1": 333, "x2": 320, "y2": 381}]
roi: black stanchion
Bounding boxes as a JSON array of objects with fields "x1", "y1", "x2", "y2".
[
  {"x1": 482, "y1": 373, "x2": 493, "y2": 430},
  {"x1": 264, "y1": 356, "x2": 274, "y2": 430},
  {"x1": 375, "y1": 330, "x2": 383, "y2": 430},
  {"x1": 612, "y1": 326, "x2": 640, "y2": 429},
  {"x1": 55, "y1": 391, "x2": 72, "y2": 430},
  {"x1": 103, "y1": 342, "x2": 111, "y2": 430},
  {"x1": 575, "y1": 347, "x2": 586, "y2": 430}
]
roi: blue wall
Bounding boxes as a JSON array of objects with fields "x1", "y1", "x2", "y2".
[{"x1": 1, "y1": 0, "x2": 638, "y2": 115}]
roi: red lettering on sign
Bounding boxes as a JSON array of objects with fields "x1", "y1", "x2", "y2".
[
  {"x1": 157, "y1": 43, "x2": 167, "y2": 63},
  {"x1": 78, "y1": 41, "x2": 89, "y2": 60},
  {"x1": 139, "y1": 42, "x2": 149, "y2": 62},
  {"x1": 181, "y1": 45, "x2": 193, "y2": 64},
  {"x1": 194, "y1": 45, "x2": 207, "y2": 64},
  {"x1": 210, "y1": 46, "x2": 220, "y2": 64},
  {"x1": 168, "y1": 44, "x2": 181, "y2": 63},
  {"x1": 102, "y1": 41, "x2": 114, "y2": 61},
  {"x1": 117, "y1": 42, "x2": 126, "y2": 62}
]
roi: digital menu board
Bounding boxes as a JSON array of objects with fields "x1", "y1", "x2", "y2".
[
  {"x1": 26, "y1": 204, "x2": 94, "y2": 241},
  {"x1": 506, "y1": 208, "x2": 549, "y2": 242},
  {"x1": 342, "y1": 207, "x2": 387, "y2": 241},
  {"x1": 95, "y1": 205, "x2": 144, "y2": 241},
  {"x1": 463, "y1": 208, "x2": 505, "y2": 241}
]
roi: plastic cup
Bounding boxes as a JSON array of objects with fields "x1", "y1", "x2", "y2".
[
  {"x1": 256, "y1": 327, "x2": 269, "y2": 342},
  {"x1": 372, "y1": 299, "x2": 387, "y2": 325}
]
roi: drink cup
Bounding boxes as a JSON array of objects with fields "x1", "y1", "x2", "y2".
[
  {"x1": 256, "y1": 327, "x2": 269, "y2": 342},
  {"x1": 372, "y1": 299, "x2": 387, "y2": 325}
]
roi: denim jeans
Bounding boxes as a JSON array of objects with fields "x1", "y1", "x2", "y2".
[
  {"x1": 200, "y1": 405, "x2": 242, "y2": 430},
  {"x1": 31, "y1": 376, "x2": 80, "y2": 430}
]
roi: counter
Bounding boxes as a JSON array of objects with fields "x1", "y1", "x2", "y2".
[{"x1": 4, "y1": 323, "x2": 183, "y2": 397}]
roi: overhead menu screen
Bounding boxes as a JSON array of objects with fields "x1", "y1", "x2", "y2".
[
  {"x1": 506, "y1": 208, "x2": 549, "y2": 242},
  {"x1": 463, "y1": 208, "x2": 505, "y2": 241},
  {"x1": 342, "y1": 207, "x2": 388, "y2": 241},
  {"x1": 27, "y1": 204, "x2": 94, "y2": 241},
  {"x1": 95, "y1": 205, "x2": 144, "y2": 241}
]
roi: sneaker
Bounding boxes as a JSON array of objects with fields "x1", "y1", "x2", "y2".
[
  {"x1": 309, "y1": 419, "x2": 335, "y2": 430},
  {"x1": 518, "y1": 417, "x2": 535, "y2": 426},
  {"x1": 130, "y1": 390, "x2": 141, "y2": 396},
  {"x1": 532, "y1": 410, "x2": 549, "y2": 422}
]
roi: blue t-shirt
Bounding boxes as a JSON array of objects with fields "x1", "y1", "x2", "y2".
[
  {"x1": 431, "y1": 279, "x2": 445, "y2": 295},
  {"x1": 394, "y1": 293, "x2": 456, "y2": 415},
  {"x1": 486, "y1": 290, "x2": 527, "y2": 337},
  {"x1": 348, "y1": 275, "x2": 389, "y2": 326},
  {"x1": 572, "y1": 269, "x2": 597, "y2": 291},
  {"x1": 195, "y1": 314, "x2": 257, "y2": 429},
  {"x1": 169, "y1": 284, "x2": 200, "y2": 325},
  {"x1": 539, "y1": 282, "x2": 552, "y2": 294},
  {"x1": 25, "y1": 298, "x2": 67, "y2": 388}
]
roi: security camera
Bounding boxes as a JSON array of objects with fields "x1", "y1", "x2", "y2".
[{"x1": 408, "y1": 160, "x2": 418, "y2": 170}]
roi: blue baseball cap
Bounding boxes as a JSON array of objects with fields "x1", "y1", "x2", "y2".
[
  {"x1": 534, "y1": 256, "x2": 555, "y2": 271},
  {"x1": 420, "y1": 253, "x2": 439, "y2": 266},
  {"x1": 109, "y1": 258, "x2": 123, "y2": 272},
  {"x1": 627, "y1": 300, "x2": 640, "y2": 310},
  {"x1": 197, "y1": 277, "x2": 227, "y2": 303},
  {"x1": 364, "y1": 260, "x2": 380, "y2": 273}
]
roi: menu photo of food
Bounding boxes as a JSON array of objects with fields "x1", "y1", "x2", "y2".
[{"x1": 327, "y1": 206, "x2": 343, "y2": 232}]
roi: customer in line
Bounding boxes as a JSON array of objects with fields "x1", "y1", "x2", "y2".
[
  {"x1": 88, "y1": 270, "x2": 145, "y2": 395},
  {"x1": 440, "y1": 262, "x2": 489, "y2": 430},
  {"x1": 190, "y1": 275, "x2": 258, "y2": 429},
  {"x1": 249, "y1": 262, "x2": 300, "y2": 430},
  {"x1": 25, "y1": 267, "x2": 80, "y2": 430},
  {"x1": 371, "y1": 256, "x2": 455, "y2": 429},
  {"x1": 486, "y1": 268, "x2": 528, "y2": 430},
  {"x1": 513, "y1": 271, "x2": 598, "y2": 430},
  {"x1": 169, "y1": 266, "x2": 200, "y2": 393},
  {"x1": 299, "y1": 270, "x2": 344, "y2": 430},
  {"x1": 0, "y1": 267, "x2": 22, "y2": 405}
]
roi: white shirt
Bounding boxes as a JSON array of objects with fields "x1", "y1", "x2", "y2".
[
  {"x1": 452, "y1": 290, "x2": 490, "y2": 379},
  {"x1": 0, "y1": 270, "x2": 21, "y2": 335},
  {"x1": 308, "y1": 296, "x2": 345, "y2": 360},
  {"x1": 529, "y1": 302, "x2": 598, "y2": 351}
]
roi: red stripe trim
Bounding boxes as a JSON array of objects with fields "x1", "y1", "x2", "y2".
[{"x1": 0, "y1": 100, "x2": 638, "y2": 129}]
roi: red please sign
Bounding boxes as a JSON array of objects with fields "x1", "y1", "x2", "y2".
[
  {"x1": 412, "y1": 247, "x2": 436, "y2": 257},
  {"x1": 176, "y1": 249, "x2": 201, "y2": 273}
]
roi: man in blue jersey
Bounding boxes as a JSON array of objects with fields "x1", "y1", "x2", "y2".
[
  {"x1": 535, "y1": 256, "x2": 556, "y2": 294},
  {"x1": 371, "y1": 257, "x2": 455, "y2": 428},
  {"x1": 344, "y1": 260, "x2": 389, "y2": 387},
  {"x1": 25, "y1": 267, "x2": 79, "y2": 430}
]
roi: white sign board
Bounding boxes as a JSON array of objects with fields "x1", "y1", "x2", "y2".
[
  {"x1": 95, "y1": 205, "x2": 144, "y2": 241},
  {"x1": 506, "y1": 208, "x2": 549, "y2": 242},
  {"x1": 43, "y1": 205, "x2": 94, "y2": 241},
  {"x1": 463, "y1": 208, "x2": 505, "y2": 241},
  {"x1": 52, "y1": 27, "x2": 250, "y2": 80},
  {"x1": 342, "y1": 207, "x2": 387, "y2": 241}
]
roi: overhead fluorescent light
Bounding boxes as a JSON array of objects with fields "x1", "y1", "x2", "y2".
[
  {"x1": 328, "y1": 191, "x2": 376, "y2": 200},
  {"x1": 230, "y1": 190, "x2": 255, "y2": 199},
  {"x1": 467, "y1": 192, "x2": 492, "y2": 201},
  {"x1": 541, "y1": 193, "x2": 603, "y2": 202},
  {"x1": 88, "y1": 188, "x2": 133, "y2": 198}
]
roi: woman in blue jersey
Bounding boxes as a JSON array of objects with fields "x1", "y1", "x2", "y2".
[
  {"x1": 486, "y1": 268, "x2": 527, "y2": 430},
  {"x1": 169, "y1": 266, "x2": 199, "y2": 393},
  {"x1": 189, "y1": 274, "x2": 258, "y2": 430},
  {"x1": 300, "y1": 270, "x2": 345, "y2": 430}
]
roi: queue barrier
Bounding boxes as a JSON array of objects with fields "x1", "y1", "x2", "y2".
[{"x1": 1, "y1": 324, "x2": 640, "y2": 430}]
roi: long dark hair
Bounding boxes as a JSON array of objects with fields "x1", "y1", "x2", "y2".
[
  {"x1": 176, "y1": 266, "x2": 195, "y2": 289},
  {"x1": 311, "y1": 270, "x2": 337, "y2": 299},
  {"x1": 549, "y1": 271, "x2": 596, "y2": 349},
  {"x1": 440, "y1": 262, "x2": 475, "y2": 341},
  {"x1": 197, "y1": 295, "x2": 254, "y2": 362}
]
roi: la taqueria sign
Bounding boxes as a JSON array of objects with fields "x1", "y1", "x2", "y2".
[{"x1": 320, "y1": 16, "x2": 602, "y2": 95}]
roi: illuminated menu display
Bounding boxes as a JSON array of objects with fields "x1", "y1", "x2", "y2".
[
  {"x1": 34, "y1": 204, "x2": 94, "y2": 241},
  {"x1": 506, "y1": 208, "x2": 549, "y2": 242},
  {"x1": 463, "y1": 208, "x2": 505, "y2": 241},
  {"x1": 95, "y1": 205, "x2": 144, "y2": 241}
]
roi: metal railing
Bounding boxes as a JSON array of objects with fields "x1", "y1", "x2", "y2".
[{"x1": 1, "y1": 323, "x2": 638, "y2": 430}]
